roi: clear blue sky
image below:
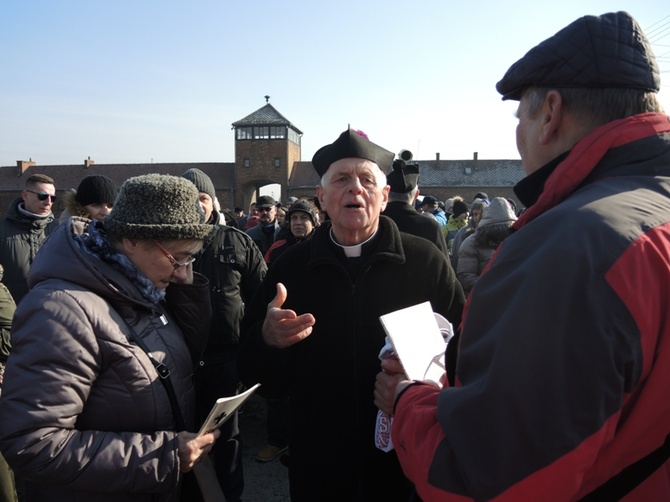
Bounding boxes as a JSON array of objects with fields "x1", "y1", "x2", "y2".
[{"x1": 1, "y1": 0, "x2": 669, "y2": 168}]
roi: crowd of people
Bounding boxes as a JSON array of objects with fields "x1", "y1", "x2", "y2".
[{"x1": 0, "y1": 10, "x2": 669, "y2": 502}]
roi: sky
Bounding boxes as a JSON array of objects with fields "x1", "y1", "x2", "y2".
[{"x1": 1, "y1": 0, "x2": 669, "y2": 169}]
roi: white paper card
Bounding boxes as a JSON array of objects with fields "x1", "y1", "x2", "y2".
[
  {"x1": 197, "y1": 383, "x2": 261, "y2": 436},
  {"x1": 379, "y1": 302, "x2": 449, "y2": 386}
]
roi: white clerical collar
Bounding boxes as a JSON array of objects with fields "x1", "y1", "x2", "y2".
[{"x1": 329, "y1": 227, "x2": 378, "y2": 258}]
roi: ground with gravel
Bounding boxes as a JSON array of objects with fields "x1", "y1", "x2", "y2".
[{"x1": 238, "y1": 393, "x2": 290, "y2": 501}]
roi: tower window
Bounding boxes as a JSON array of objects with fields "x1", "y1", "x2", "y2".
[
  {"x1": 254, "y1": 127, "x2": 269, "y2": 139},
  {"x1": 274, "y1": 158, "x2": 281, "y2": 168},
  {"x1": 244, "y1": 158, "x2": 250, "y2": 168},
  {"x1": 270, "y1": 126, "x2": 286, "y2": 139},
  {"x1": 236, "y1": 127, "x2": 252, "y2": 140}
]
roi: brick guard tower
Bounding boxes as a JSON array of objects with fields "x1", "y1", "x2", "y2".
[{"x1": 232, "y1": 96, "x2": 302, "y2": 209}]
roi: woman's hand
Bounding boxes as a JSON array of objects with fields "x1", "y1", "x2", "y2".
[{"x1": 177, "y1": 429, "x2": 220, "y2": 473}]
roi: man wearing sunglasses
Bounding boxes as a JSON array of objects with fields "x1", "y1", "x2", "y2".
[
  {"x1": 245, "y1": 195, "x2": 281, "y2": 255},
  {"x1": 0, "y1": 173, "x2": 59, "y2": 304}
]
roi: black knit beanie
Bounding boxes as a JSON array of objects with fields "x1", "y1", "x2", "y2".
[
  {"x1": 75, "y1": 175, "x2": 118, "y2": 207},
  {"x1": 105, "y1": 174, "x2": 213, "y2": 241},
  {"x1": 181, "y1": 168, "x2": 216, "y2": 200},
  {"x1": 452, "y1": 200, "x2": 469, "y2": 218}
]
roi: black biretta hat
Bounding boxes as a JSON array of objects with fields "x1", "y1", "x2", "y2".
[
  {"x1": 386, "y1": 159, "x2": 419, "y2": 194},
  {"x1": 311, "y1": 129, "x2": 395, "y2": 177},
  {"x1": 496, "y1": 11, "x2": 660, "y2": 101}
]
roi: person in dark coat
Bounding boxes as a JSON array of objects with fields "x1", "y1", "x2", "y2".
[
  {"x1": 382, "y1": 158, "x2": 450, "y2": 256},
  {"x1": 0, "y1": 174, "x2": 218, "y2": 502},
  {"x1": 245, "y1": 196, "x2": 281, "y2": 254},
  {"x1": 376, "y1": 11, "x2": 670, "y2": 500},
  {"x1": 181, "y1": 168, "x2": 267, "y2": 501},
  {"x1": 0, "y1": 174, "x2": 59, "y2": 304},
  {"x1": 239, "y1": 128, "x2": 465, "y2": 501},
  {"x1": 0, "y1": 264, "x2": 17, "y2": 502}
]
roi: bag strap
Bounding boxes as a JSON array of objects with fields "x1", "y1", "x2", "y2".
[
  {"x1": 580, "y1": 433, "x2": 670, "y2": 501},
  {"x1": 123, "y1": 317, "x2": 227, "y2": 502},
  {"x1": 123, "y1": 319, "x2": 187, "y2": 431}
]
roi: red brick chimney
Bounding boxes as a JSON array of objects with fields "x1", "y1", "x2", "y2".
[
  {"x1": 84, "y1": 156, "x2": 95, "y2": 168},
  {"x1": 16, "y1": 159, "x2": 36, "y2": 175}
]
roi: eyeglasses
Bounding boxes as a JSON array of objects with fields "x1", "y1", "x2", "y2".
[
  {"x1": 26, "y1": 189, "x2": 56, "y2": 202},
  {"x1": 153, "y1": 241, "x2": 196, "y2": 270}
]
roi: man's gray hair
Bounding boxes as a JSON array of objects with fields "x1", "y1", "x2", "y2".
[
  {"x1": 388, "y1": 186, "x2": 419, "y2": 204},
  {"x1": 523, "y1": 87, "x2": 664, "y2": 128}
]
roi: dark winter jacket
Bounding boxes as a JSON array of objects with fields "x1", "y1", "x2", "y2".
[
  {"x1": 245, "y1": 220, "x2": 281, "y2": 254},
  {"x1": 0, "y1": 218, "x2": 211, "y2": 502},
  {"x1": 383, "y1": 201, "x2": 450, "y2": 256},
  {"x1": 263, "y1": 224, "x2": 314, "y2": 265},
  {"x1": 239, "y1": 216, "x2": 465, "y2": 501},
  {"x1": 0, "y1": 266, "x2": 15, "y2": 391},
  {"x1": 0, "y1": 198, "x2": 59, "y2": 303},
  {"x1": 392, "y1": 113, "x2": 670, "y2": 500},
  {"x1": 192, "y1": 218, "x2": 266, "y2": 358}
]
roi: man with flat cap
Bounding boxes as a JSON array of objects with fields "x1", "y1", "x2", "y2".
[
  {"x1": 375, "y1": 11, "x2": 670, "y2": 500},
  {"x1": 239, "y1": 128, "x2": 465, "y2": 501},
  {"x1": 246, "y1": 195, "x2": 281, "y2": 254},
  {"x1": 383, "y1": 158, "x2": 450, "y2": 256}
]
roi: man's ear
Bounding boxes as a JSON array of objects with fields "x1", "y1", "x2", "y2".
[
  {"x1": 538, "y1": 90, "x2": 564, "y2": 145},
  {"x1": 380, "y1": 185, "x2": 390, "y2": 212},
  {"x1": 316, "y1": 185, "x2": 326, "y2": 213}
]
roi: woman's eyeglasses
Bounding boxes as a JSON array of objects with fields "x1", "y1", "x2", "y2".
[
  {"x1": 26, "y1": 189, "x2": 56, "y2": 202},
  {"x1": 153, "y1": 241, "x2": 196, "y2": 270}
]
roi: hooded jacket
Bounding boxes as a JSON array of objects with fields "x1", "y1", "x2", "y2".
[
  {"x1": 0, "y1": 197, "x2": 59, "y2": 303},
  {"x1": 392, "y1": 113, "x2": 670, "y2": 500},
  {"x1": 0, "y1": 218, "x2": 211, "y2": 502},
  {"x1": 456, "y1": 198, "x2": 517, "y2": 294}
]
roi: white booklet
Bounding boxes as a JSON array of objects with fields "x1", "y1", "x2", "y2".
[
  {"x1": 197, "y1": 383, "x2": 261, "y2": 436},
  {"x1": 378, "y1": 302, "x2": 453, "y2": 386}
]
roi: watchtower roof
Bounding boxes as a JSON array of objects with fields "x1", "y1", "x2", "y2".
[{"x1": 232, "y1": 103, "x2": 303, "y2": 134}]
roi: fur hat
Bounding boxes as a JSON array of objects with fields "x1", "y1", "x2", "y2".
[
  {"x1": 312, "y1": 128, "x2": 394, "y2": 177},
  {"x1": 497, "y1": 11, "x2": 660, "y2": 101},
  {"x1": 386, "y1": 159, "x2": 420, "y2": 194},
  {"x1": 105, "y1": 174, "x2": 212, "y2": 241},
  {"x1": 452, "y1": 200, "x2": 470, "y2": 218},
  {"x1": 75, "y1": 175, "x2": 118, "y2": 207},
  {"x1": 288, "y1": 200, "x2": 318, "y2": 226},
  {"x1": 181, "y1": 168, "x2": 216, "y2": 200}
]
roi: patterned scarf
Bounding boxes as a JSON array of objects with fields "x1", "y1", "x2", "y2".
[{"x1": 74, "y1": 221, "x2": 165, "y2": 304}]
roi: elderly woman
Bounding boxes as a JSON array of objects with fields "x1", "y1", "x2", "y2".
[
  {"x1": 59, "y1": 174, "x2": 118, "y2": 223},
  {"x1": 0, "y1": 174, "x2": 219, "y2": 502}
]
